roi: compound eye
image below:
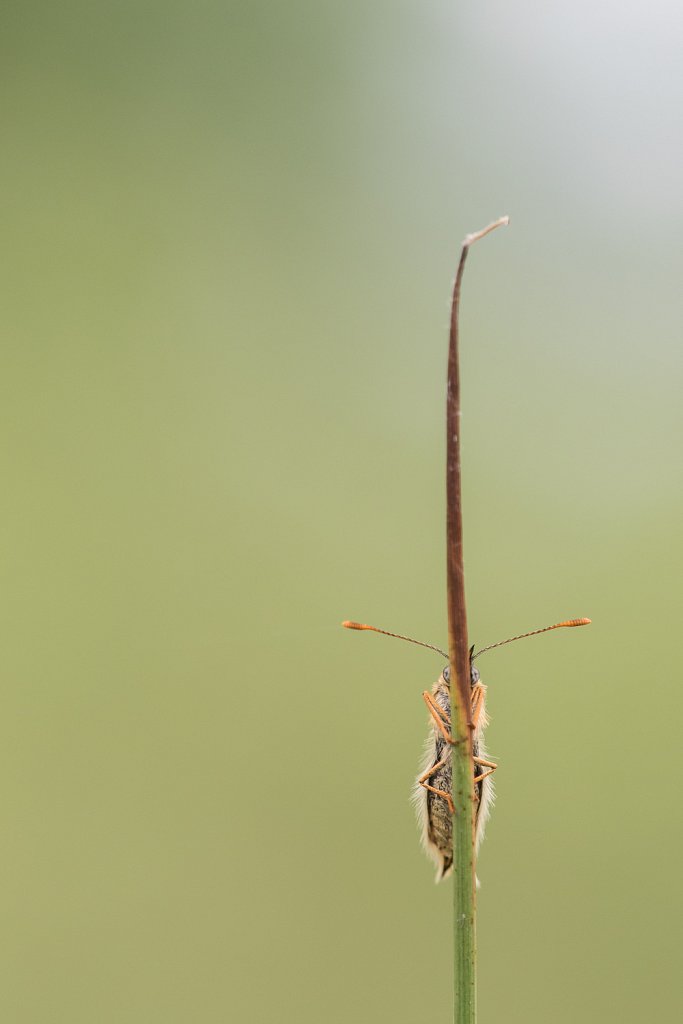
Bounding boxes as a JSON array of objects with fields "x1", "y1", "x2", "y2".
[
  {"x1": 442, "y1": 665, "x2": 450, "y2": 683},
  {"x1": 470, "y1": 665, "x2": 480, "y2": 685}
]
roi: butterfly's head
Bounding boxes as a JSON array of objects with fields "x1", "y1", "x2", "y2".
[{"x1": 442, "y1": 661, "x2": 479, "y2": 689}]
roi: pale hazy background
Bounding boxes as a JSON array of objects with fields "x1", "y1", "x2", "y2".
[{"x1": 2, "y1": 3, "x2": 682, "y2": 1022}]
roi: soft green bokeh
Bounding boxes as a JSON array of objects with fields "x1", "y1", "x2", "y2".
[{"x1": 2, "y1": 3, "x2": 682, "y2": 1021}]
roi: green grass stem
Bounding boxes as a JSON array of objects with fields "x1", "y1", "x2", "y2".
[{"x1": 446, "y1": 217, "x2": 509, "y2": 1023}]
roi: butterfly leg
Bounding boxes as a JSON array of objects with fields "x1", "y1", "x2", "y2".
[
  {"x1": 422, "y1": 691, "x2": 453, "y2": 744},
  {"x1": 473, "y1": 762, "x2": 497, "y2": 784},
  {"x1": 417, "y1": 756, "x2": 454, "y2": 814},
  {"x1": 474, "y1": 756, "x2": 497, "y2": 770},
  {"x1": 471, "y1": 683, "x2": 487, "y2": 731}
]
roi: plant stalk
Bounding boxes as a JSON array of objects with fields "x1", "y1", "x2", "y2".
[{"x1": 446, "y1": 216, "x2": 508, "y2": 1024}]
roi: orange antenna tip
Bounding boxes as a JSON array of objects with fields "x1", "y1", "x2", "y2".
[
  {"x1": 342, "y1": 620, "x2": 369, "y2": 630},
  {"x1": 559, "y1": 618, "x2": 591, "y2": 627}
]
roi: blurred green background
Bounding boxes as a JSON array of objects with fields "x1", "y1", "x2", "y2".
[{"x1": 2, "y1": 3, "x2": 682, "y2": 1021}]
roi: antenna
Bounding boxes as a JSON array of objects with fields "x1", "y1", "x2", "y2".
[
  {"x1": 472, "y1": 617, "x2": 591, "y2": 660},
  {"x1": 342, "y1": 616, "x2": 591, "y2": 665},
  {"x1": 342, "y1": 621, "x2": 448, "y2": 660}
]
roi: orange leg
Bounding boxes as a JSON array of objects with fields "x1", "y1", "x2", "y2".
[
  {"x1": 471, "y1": 683, "x2": 486, "y2": 731},
  {"x1": 418, "y1": 756, "x2": 455, "y2": 815},
  {"x1": 422, "y1": 691, "x2": 454, "y2": 745},
  {"x1": 419, "y1": 756, "x2": 495, "y2": 806},
  {"x1": 423, "y1": 688, "x2": 495, "y2": 750},
  {"x1": 473, "y1": 751, "x2": 498, "y2": 784},
  {"x1": 418, "y1": 755, "x2": 450, "y2": 785},
  {"x1": 474, "y1": 756, "x2": 497, "y2": 769},
  {"x1": 419, "y1": 782, "x2": 454, "y2": 815}
]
